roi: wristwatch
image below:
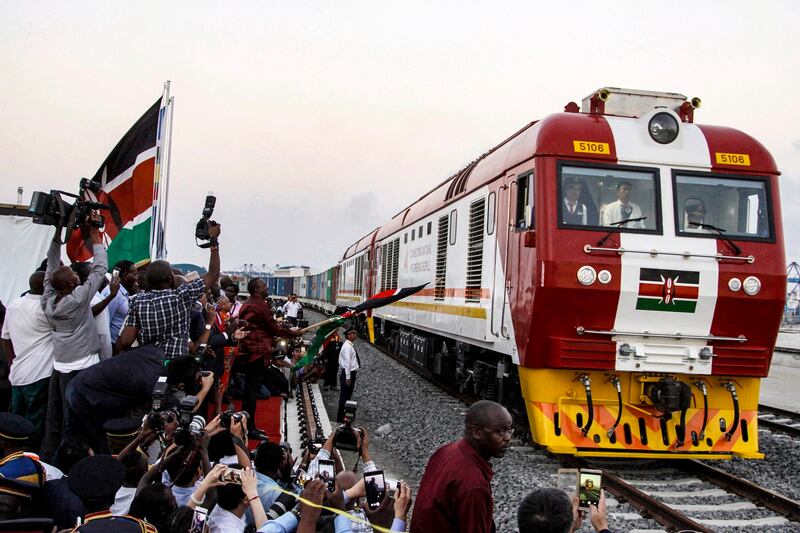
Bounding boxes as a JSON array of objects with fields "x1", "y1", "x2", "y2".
[
  {"x1": 204, "y1": 324, "x2": 212, "y2": 330},
  {"x1": 291, "y1": 506, "x2": 302, "y2": 520}
]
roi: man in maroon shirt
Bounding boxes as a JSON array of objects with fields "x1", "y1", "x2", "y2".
[
  {"x1": 410, "y1": 400, "x2": 513, "y2": 533},
  {"x1": 238, "y1": 278, "x2": 300, "y2": 440}
]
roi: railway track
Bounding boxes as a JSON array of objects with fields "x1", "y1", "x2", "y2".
[
  {"x1": 367, "y1": 334, "x2": 800, "y2": 531},
  {"x1": 759, "y1": 404, "x2": 800, "y2": 438}
]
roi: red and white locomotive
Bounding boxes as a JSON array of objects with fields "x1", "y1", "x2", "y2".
[{"x1": 324, "y1": 88, "x2": 785, "y2": 458}]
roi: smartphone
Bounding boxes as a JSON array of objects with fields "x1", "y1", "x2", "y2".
[
  {"x1": 577, "y1": 468, "x2": 602, "y2": 510},
  {"x1": 364, "y1": 470, "x2": 386, "y2": 510},
  {"x1": 221, "y1": 467, "x2": 242, "y2": 485},
  {"x1": 318, "y1": 459, "x2": 335, "y2": 492},
  {"x1": 189, "y1": 506, "x2": 208, "y2": 533},
  {"x1": 111, "y1": 268, "x2": 120, "y2": 283}
]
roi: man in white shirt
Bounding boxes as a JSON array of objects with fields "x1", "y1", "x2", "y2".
[
  {"x1": 600, "y1": 180, "x2": 644, "y2": 228},
  {"x1": 282, "y1": 294, "x2": 302, "y2": 326},
  {"x1": 0, "y1": 272, "x2": 54, "y2": 441},
  {"x1": 337, "y1": 328, "x2": 361, "y2": 422}
]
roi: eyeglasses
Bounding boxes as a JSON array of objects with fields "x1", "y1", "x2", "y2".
[{"x1": 474, "y1": 425, "x2": 514, "y2": 437}]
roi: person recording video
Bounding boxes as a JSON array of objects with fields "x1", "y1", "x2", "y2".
[{"x1": 39, "y1": 210, "x2": 107, "y2": 461}]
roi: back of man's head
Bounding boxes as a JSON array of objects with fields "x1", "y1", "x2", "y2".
[
  {"x1": 164, "y1": 447, "x2": 201, "y2": 487},
  {"x1": 147, "y1": 260, "x2": 173, "y2": 289},
  {"x1": 166, "y1": 356, "x2": 201, "y2": 387},
  {"x1": 115, "y1": 259, "x2": 136, "y2": 275},
  {"x1": 216, "y1": 464, "x2": 245, "y2": 511},
  {"x1": 51, "y1": 266, "x2": 78, "y2": 293},
  {"x1": 247, "y1": 277, "x2": 263, "y2": 295},
  {"x1": 518, "y1": 488, "x2": 574, "y2": 533},
  {"x1": 254, "y1": 442, "x2": 284, "y2": 475},
  {"x1": 28, "y1": 271, "x2": 45, "y2": 295},
  {"x1": 70, "y1": 262, "x2": 92, "y2": 285},
  {"x1": 120, "y1": 451, "x2": 149, "y2": 487},
  {"x1": 465, "y1": 399, "x2": 504, "y2": 428}
]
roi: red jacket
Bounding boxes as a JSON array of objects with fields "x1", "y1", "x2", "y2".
[
  {"x1": 237, "y1": 297, "x2": 297, "y2": 362},
  {"x1": 410, "y1": 438, "x2": 495, "y2": 533}
]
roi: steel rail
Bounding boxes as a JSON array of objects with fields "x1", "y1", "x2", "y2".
[
  {"x1": 774, "y1": 345, "x2": 800, "y2": 355},
  {"x1": 677, "y1": 459, "x2": 800, "y2": 523},
  {"x1": 758, "y1": 404, "x2": 800, "y2": 438}
]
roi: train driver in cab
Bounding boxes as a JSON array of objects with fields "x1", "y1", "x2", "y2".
[
  {"x1": 562, "y1": 177, "x2": 588, "y2": 225},
  {"x1": 682, "y1": 197, "x2": 708, "y2": 232},
  {"x1": 601, "y1": 180, "x2": 645, "y2": 228}
]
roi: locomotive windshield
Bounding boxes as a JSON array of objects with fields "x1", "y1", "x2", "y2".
[
  {"x1": 558, "y1": 164, "x2": 660, "y2": 233},
  {"x1": 673, "y1": 173, "x2": 772, "y2": 240}
]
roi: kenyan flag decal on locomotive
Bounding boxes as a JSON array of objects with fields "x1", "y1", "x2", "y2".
[{"x1": 635, "y1": 268, "x2": 700, "y2": 313}]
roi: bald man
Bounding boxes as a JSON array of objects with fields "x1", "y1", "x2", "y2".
[
  {"x1": 40, "y1": 212, "x2": 107, "y2": 460},
  {"x1": 410, "y1": 400, "x2": 513, "y2": 533}
]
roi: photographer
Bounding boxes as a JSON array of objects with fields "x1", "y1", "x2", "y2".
[
  {"x1": 116, "y1": 223, "x2": 221, "y2": 359},
  {"x1": 64, "y1": 349, "x2": 214, "y2": 452},
  {"x1": 39, "y1": 211, "x2": 106, "y2": 461}
]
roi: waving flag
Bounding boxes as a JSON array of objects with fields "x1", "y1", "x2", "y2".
[
  {"x1": 293, "y1": 316, "x2": 347, "y2": 370},
  {"x1": 67, "y1": 84, "x2": 174, "y2": 266},
  {"x1": 351, "y1": 283, "x2": 428, "y2": 313}
]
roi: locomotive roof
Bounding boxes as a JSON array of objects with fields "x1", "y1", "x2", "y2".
[{"x1": 340, "y1": 105, "x2": 778, "y2": 259}]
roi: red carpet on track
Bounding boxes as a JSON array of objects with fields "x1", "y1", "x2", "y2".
[{"x1": 229, "y1": 397, "x2": 283, "y2": 449}]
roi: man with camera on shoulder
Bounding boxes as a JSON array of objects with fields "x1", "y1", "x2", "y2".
[{"x1": 40, "y1": 210, "x2": 107, "y2": 460}]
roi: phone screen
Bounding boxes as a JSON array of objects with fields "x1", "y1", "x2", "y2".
[
  {"x1": 112, "y1": 268, "x2": 120, "y2": 282},
  {"x1": 364, "y1": 470, "x2": 386, "y2": 509},
  {"x1": 189, "y1": 506, "x2": 208, "y2": 533},
  {"x1": 221, "y1": 467, "x2": 242, "y2": 485},
  {"x1": 578, "y1": 470, "x2": 602, "y2": 509},
  {"x1": 318, "y1": 459, "x2": 335, "y2": 492}
]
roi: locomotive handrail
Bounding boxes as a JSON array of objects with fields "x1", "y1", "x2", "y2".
[
  {"x1": 576, "y1": 326, "x2": 747, "y2": 343},
  {"x1": 582, "y1": 244, "x2": 755, "y2": 264}
]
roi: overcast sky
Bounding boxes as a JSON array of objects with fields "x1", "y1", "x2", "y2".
[{"x1": 2, "y1": 1, "x2": 798, "y2": 272}]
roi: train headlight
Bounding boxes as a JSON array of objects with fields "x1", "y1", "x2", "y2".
[
  {"x1": 648, "y1": 112, "x2": 679, "y2": 144},
  {"x1": 597, "y1": 270, "x2": 612, "y2": 284},
  {"x1": 742, "y1": 276, "x2": 761, "y2": 295},
  {"x1": 577, "y1": 266, "x2": 597, "y2": 286},
  {"x1": 728, "y1": 278, "x2": 742, "y2": 292}
]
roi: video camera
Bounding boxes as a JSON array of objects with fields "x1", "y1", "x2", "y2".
[
  {"x1": 333, "y1": 400, "x2": 362, "y2": 452},
  {"x1": 29, "y1": 178, "x2": 109, "y2": 243},
  {"x1": 195, "y1": 193, "x2": 218, "y2": 248}
]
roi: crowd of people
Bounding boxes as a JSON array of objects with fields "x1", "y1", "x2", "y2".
[{"x1": 0, "y1": 213, "x2": 612, "y2": 533}]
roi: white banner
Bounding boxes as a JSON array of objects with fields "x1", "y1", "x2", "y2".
[{"x1": 0, "y1": 216, "x2": 53, "y2": 306}]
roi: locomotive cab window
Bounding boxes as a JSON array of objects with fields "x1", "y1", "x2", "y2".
[
  {"x1": 673, "y1": 173, "x2": 773, "y2": 240},
  {"x1": 558, "y1": 163, "x2": 661, "y2": 234},
  {"x1": 515, "y1": 172, "x2": 534, "y2": 230}
]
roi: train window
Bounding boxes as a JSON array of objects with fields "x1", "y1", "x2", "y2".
[
  {"x1": 411, "y1": 231, "x2": 415, "y2": 241},
  {"x1": 487, "y1": 192, "x2": 496, "y2": 235},
  {"x1": 515, "y1": 173, "x2": 534, "y2": 229},
  {"x1": 449, "y1": 209, "x2": 458, "y2": 245},
  {"x1": 404, "y1": 233, "x2": 408, "y2": 244},
  {"x1": 558, "y1": 163, "x2": 661, "y2": 234},
  {"x1": 418, "y1": 226, "x2": 423, "y2": 238},
  {"x1": 427, "y1": 221, "x2": 432, "y2": 235},
  {"x1": 673, "y1": 172, "x2": 773, "y2": 240}
]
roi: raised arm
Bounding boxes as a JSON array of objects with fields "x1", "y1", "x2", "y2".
[{"x1": 201, "y1": 223, "x2": 221, "y2": 289}]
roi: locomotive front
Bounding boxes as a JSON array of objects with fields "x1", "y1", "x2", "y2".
[{"x1": 518, "y1": 88, "x2": 785, "y2": 458}]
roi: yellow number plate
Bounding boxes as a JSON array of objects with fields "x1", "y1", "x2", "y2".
[
  {"x1": 573, "y1": 140, "x2": 610, "y2": 155},
  {"x1": 715, "y1": 152, "x2": 751, "y2": 166}
]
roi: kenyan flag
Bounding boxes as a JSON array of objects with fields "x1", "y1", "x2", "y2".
[
  {"x1": 636, "y1": 268, "x2": 699, "y2": 313},
  {"x1": 67, "y1": 97, "x2": 165, "y2": 266}
]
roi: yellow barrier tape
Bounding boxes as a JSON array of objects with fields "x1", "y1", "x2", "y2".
[{"x1": 265, "y1": 484, "x2": 393, "y2": 533}]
